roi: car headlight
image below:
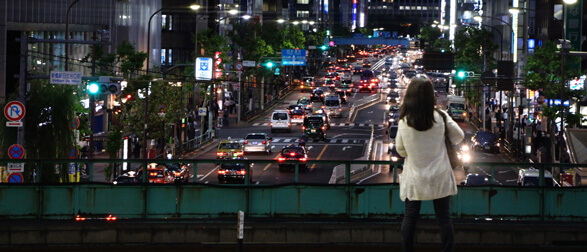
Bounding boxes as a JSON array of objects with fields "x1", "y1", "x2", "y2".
[
  {"x1": 461, "y1": 153, "x2": 471, "y2": 163},
  {"x1": 460, "y1": 145, "x2": 469, "y2": 152}
]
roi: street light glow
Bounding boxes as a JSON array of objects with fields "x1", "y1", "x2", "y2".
[
  {"x1": 292, "y1": 21, "x2": 299, "y2": 25},
  {"x1": 563, "y1": 0, "x2": 577, "y2": 4},
  {"x1": 190, "y1": 4, "x2": 201, "y2": 10},
  {"x1": 242, "y1": 15, "x2": 251, "y2": 20},
  {"x1": 228, "y1": 9, "x2": 238, "y2": 15},
  {"x1": 277, "y1": 19, "x2": 285, "y2": 23}
]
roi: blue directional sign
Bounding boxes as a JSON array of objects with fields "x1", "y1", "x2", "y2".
[
  {"x1": 282, "y1": 49, "x2": 307, "y2": 66},
  {"x1": 195, "y1": 57, "x2": 213, "y2": 80}
]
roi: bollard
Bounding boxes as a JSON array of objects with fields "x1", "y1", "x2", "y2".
[{"x1": 237, "y1": 210, "x2": 244, "y2": 252}]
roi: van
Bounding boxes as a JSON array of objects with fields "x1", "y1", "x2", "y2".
[
  {"x1": 518, "y1": 169, "x2": 560, "y2": 187},
  {"x1": 270, "y1": 110, "x2": 292, "y2": 133},
  {"x1": 324, "y1": 95, "x2": 342, "y2": 117}
]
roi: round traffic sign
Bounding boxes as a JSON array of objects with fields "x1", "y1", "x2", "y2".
[
  {"x1": 235, "y1": 63, "x2": 243, "y2": 71},
  {"x1": 70, "y1": 117, "x2": 80, "y2": 130},
  {"x1": 8, "y1": 144, "x2": 25, "y2": 159},
  {"x1": 70, "y1": 146, "x2": 79, "y2": 159},
  {"x1": 4, "y1": 101, "x2": 26, "y2": 121},
  {"x1": 8, "y1": 173, "x2": 23, "y2": 183}
]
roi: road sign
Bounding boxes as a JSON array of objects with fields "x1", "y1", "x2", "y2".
[
  {"x1": 235, "y1": 63, "x2": 243, "y2": 71},
  {"x1": 8, "y1": 144, "x2": 25, "y2": 159},
  {"x1": 50, "y1": 71, "x2": 83, "y2": 85},
  {"x1": 242, "y1": 60, "x2": 256, "y2": 67},
  {"x1": 8, "y1": 163, "x2": 24, "y2": 173},
  {"x1": 69, "y1": 146, "x2": 79, "y2": 159},
  {"x1": 282, "y1": 49, "x2": 307, "y2": 66},
  {"x1": 69, "y1": 117, "x2": 80, "y2": 130},
  {"x1": 8, "y1": 173, "x2": 23, "y2": 183},
  {"x1": 4, "y1": 101, "x2": 25, "y2": 121},
  {"x1": 6, "y1": 121, "x2": 23, "y2": 127},
  {"x1": 195, "y1": 57, "x2": 213, "y2": 80},
  {"x1": 198, "y1": 107, "x2": 207, "y2": 116}
]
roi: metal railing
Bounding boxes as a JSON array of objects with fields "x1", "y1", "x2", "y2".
[{"x1": 0, "y1": 159, "x2": 585, "y2": 220}]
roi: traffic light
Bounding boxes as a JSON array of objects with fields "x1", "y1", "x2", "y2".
[
  {"x1": 88, "y1": 80, "x2": 100, "y2": 95},
  {"x1": 456, "y1": 71, "x2": 475, "y2": 79},
  {"x1": 320, "y1": 45, "x2": 328, "y2": 50}
]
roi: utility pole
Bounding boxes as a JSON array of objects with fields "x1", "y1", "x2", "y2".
[{"x1": 17, "y1": 32, "x2": 27, "y2": 146}]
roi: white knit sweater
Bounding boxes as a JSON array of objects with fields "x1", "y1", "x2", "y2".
[{"x1": 395, "y1": 110, "x2": 465, "y2": 201}]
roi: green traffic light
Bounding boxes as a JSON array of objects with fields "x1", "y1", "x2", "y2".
[
  {"x1": 88, "y1": 82, "x2": 100, "y2": 94},
  {"x1": 266, "y1": 62, "x2": 273, "y2": 68},
  {"x1": 457, "y1": 71, "x2": 466, "y2": 79}
]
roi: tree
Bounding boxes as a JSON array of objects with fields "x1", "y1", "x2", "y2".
[{"x1": 523, "y1": 41, "x2": 584, "y2": 128}]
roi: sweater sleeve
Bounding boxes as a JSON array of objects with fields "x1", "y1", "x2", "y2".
[
  {"x1": 443, "y1": 111, "x2": 465, "y2": 145},
  {"x1": 396, "y1": 121, "x2": 407, "y2": 157}
]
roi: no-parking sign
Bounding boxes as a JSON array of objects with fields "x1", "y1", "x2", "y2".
[
  {"x1": 8, "y1": 144, "x2": 25, "y2": 159},
  {"x1": 4, "y1": 101, "x2": 25, "y2": 121},
  {"x1": 8, "y1": 173, "x2": 23, "y2": 183}
]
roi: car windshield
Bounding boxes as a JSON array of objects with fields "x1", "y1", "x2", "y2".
[
  {"x1": 325, "y1": 100, "x2": 339, "y2": 106},
  {"x1": 475, "y1": 132, "x2": 496, "y2": 142},
  {"x1": 450, "y1": 103, "x2": 465, "y2": 110},
  {"x1": 245, "y1": 135, "x2": 266, "y2": 140},
  {"x1": 220, "y1": 163, "x2": 247, "y2": 170},
  {"x1": 219, "y1": 143, "x2": 242, "y2": 149},
  {"x1": 273, "y1": 113, "x2": 288, "y2": 120},
  {"x1": 305, "y1": 117, "x2": 324, "y2": 125},
  {"x1": 298, "y1": 99, "x2": 310, "y2": 104},
  {"x1": 468, "y1": 176, "x2": 490, "y2": 185},
  {"x1": 291, "y1": 109, "x2": 304, "y2": 115},
  {"x1": 405, "y1": 71, "x2": 417, "y2": 78}
]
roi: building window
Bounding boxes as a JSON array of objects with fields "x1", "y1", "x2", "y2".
[
  {"x1": 161, "y1": 49, "x2": 166, "y2": 65},
  {"x1": 297, "y1": 0, "x2": 309, "y2": 4},
  {"x1": 161, "y1": 15, "x2": 173, "y2": 30},
  {"x1": 168, "y1": 15, "x2": 173, "y2": 31},
  {"x1": 168, "y1": 49, "x2": 173, "y2": 65},
  {"x1": 297, "y1": 10, "x2": 309, "y2": 18},
  {"x1": 162, "y1": 15, "x2": 167, "y2": 30}
]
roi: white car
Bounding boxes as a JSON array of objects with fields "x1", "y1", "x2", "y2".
[
  {"x1": 270, "y1": 110, "x2": 292, "y2": 133},
  {"x1": 243, "y1": 133, "x2": 272, "y2": 155}
]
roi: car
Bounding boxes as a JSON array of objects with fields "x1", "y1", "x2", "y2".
[
  {"x1": 461, "y1": 174, "x2": 492, "y2": 186},
  {"x1": 470, "y1": 131, "x2": 500, "y2": 153},
  {"x1": 312, "y1": 109, "x2": 331, "y2": 129},
  {"x1": 218, "y1": 159, "x2": 253, "y2": 184},
  {"x1": 112, "y1": 171, "x2": 141, "y2": 184},
  {"x1": 303, "y1": 115, "x2": 327, "y2": 141},
  {"x1": 146, "y1": 164, "x2": 175, "y2": 184},
  {"x1": 323, "y1": 95, "x2": 342, "y2": 118},
  {"x1": 216, "y1": 140, "x2": 244, "y2": 159},
  {"x1": 243, "y1": 133, "x2": 272, "y2": 154},
  {"x1": 386, "y1": 125, "x2": 399, "y2": 153},
  {"x1": 297, "y1": 97, "x2": 313, "y2": 112},
  {"x1": 334, "y1": 89, "x2": 348, "y2": 103},
  {"x1": 518, "y1": 169, "x2": 560, "y2": 187},
  {"x1": 325, "y1": 79, "x2": 336, "y2": 88},
  {"x1": 289, "y1": 107, "x2": 306, "y2": 125},
  {"x1": 270, "y1": 110, "x2": 292, "y2": 133},
  {"x1": 388, "y1": 145, "x2": 404, "y2": 169},
  {"x1": 386, "y1": 91, "x2": 401, "y2": 104},
  {"x1": 163, "y1": 162, "x2": 190, "y2": 183},
  {"x1": 277, "y1": 145, "x2": 309, "y2": 172},
  {"x1": 301, "y1": 77, "x2": 315, "y2": 93},
  {"x1": 311, "y1": 89, "x2": 326, "y2": 102}
]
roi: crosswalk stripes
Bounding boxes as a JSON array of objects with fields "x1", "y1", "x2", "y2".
[
  {"x1": 270, "y1": 138, "x2": 367, "y2": 145},
  {"x1": 252, "y1": 122, "x2": 385, "y2": 128}
]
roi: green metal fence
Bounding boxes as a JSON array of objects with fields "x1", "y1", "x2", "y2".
[{"x1": 0, "y1": 159, "x2": 586, "y2": 221}]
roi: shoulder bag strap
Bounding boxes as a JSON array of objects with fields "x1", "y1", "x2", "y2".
[{"x1": 436, "y1": 109, "x2": 450, "y2": 142}]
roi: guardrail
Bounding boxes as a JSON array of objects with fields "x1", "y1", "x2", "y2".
[
  {"x1": 1, "y1": 159, "x2": 585, "y2": 220},
  {"x1": 347, "y1": 92, "x2": 383, "y2": 122}
]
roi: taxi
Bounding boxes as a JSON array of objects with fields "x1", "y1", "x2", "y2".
[
  {"x1": 216, "y1": 139, "x2": 244, "y2": 159},
  {"x1": 146, "y1": 164, "x2": 174, "y2": 184}
]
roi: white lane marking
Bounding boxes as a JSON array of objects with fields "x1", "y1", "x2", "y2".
[
  {"x1": 199, "y1": 165, "x2": 219, "y2": 181},
  {"x1": 342, "y1": 146, "x2": 352, "y2": 151},
  {"x1": 357, "y1": 141, "x2": 383, "y2": 184}
]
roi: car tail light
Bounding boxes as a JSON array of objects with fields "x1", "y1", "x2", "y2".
[
  {"x1": 106, "y1": 215, "x2": 117, "y2": 221},
  {"x1": 290, "y1": 152, "x2": 296, "y2": 157},
  {"x1": 238, "y1": 170, "x2": 246, "y2": 175},
  {"x1": 218, "y1": 170, "x2": 226, "y2": 174},
  {"x1": 149, "y1": 172, "x2": 158, "y2": 176},
  {"x1": 288, "y1": 122, "x2": 291, "y2": 126},
  {"x1": 338, "y1": 108, "x2": 342, "y2": 112},
  {"x1": 75, "y1": 215, "x2": 86, "y2": 221},
  {"x1": 270, "y1": 123, "x2": 273, "y2": 126},
  {"x1": 302, "y1": 126, "x2": 306, "y2": 130},
  {"x1": 321, "y1": 126, "x2": 325, "y2": 130},
  {"x1": 216, "y1": 152, "x2": 226, "y2": 157},
  {"x1": 236, "y1": 151, "x2": 244, "y2": 156},
  {"x1": 299, "y1": 157, "x2": 307, "y2": 162},
  {"x1": 321, "y1": 105, "x2": 325, "y2": 108},
  {"x1": 262, "y1": 140, "x2": 266, "y2": 144},
  {"x1": 244, "y1": 140, "x2": 248, "y2": 144},
  {"x1": 174, "y1": 172, "x2": 181, "y2": 176},
  {"x1": 278, "y1": 157, "x2": 286, "y2": 162}
]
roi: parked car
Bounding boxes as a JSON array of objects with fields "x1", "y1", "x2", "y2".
[
  {"x1": 243, "y1": 133, "x2": 272, "y2": 154},
  {"x1": 277, "y1": 145, "x2": 309, "y2": 172},
  {"x1": 470, "y1": 131, "x2": 500, "y2": 153},
  {"x1": 216, "y1": 140, "x2": 244, "y2": 159},
  {"x1": 218, "y1": 159, "x2": 253, "y2": 184},
  {"x1": 460, "y1": 173, "x2": 492, "y2": 186}
]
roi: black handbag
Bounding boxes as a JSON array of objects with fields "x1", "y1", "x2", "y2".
[{"x1": 437, "y1": 109, "x2": 461, "y2": 170}]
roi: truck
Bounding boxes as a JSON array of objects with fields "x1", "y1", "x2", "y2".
[{"x1": 446, "y1": 95, "x2": 467, "y2": 121}]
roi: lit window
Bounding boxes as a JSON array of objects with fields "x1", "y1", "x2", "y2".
[
  {"x1": 297, "y1": 0, "x2": 309, "y2": 4},
  {"x1": 162, "y1": 15, "x2": 167, "y2": 29},
  {"x1": 161, "y1": 49, "x2": 166, "y2": 65},
  {"x1": 297, "y1": 10, "x2": 309, "y2": 18},
  {"x1": 168, "y1": 49, "x2": 173, "y2": 65},
  {"x1": 168, "y1": 15, "x2": 173, "y2": 31}
]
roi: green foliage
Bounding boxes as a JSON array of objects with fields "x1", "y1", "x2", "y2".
[
  {"x1": 454, "y1": 26, "x2": 497, "y2": 73},
  {"x1": 523, "y1": 41, "x2": 584, "y2": 127},
  {"x1": 116, "y1": 41, "x2": 147, "y2": 77}
]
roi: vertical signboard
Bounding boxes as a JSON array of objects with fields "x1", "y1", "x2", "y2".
[
  {"x1": 214, "y1": 52, "x2": 222, "y2": 79},
  {"x1": 566, "y1": 0, "x2": 583, "y2": 71},
  {"x1": 195, "y1": 57, "x2": 213, "y2": 80}
]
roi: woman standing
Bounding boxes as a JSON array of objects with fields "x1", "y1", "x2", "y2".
[{"x1": 395, "y1": 77, "x2": 464, "y2": 252}]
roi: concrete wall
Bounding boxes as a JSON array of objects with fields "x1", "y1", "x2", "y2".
[{"x1": 1, "y1": 219, "x2": 586, "y2": 248}]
